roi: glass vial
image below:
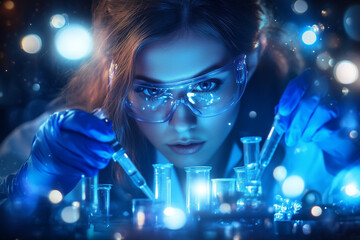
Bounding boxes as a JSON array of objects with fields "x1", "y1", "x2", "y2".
[
  {"x1": 240, "y1": 136, "x2": 262, "y2": 197},
  {"x1": 184, "y1": 166, "x2": 212, "y2": 216},
  {"x1": 153, "y1": 163, "x2": 173, "y2": 208}
]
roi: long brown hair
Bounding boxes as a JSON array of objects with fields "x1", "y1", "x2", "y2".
[{"x1": 59, "y1": 0, "x2": 299, "y2": 182}]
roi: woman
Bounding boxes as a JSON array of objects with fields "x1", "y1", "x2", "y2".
[{"x1": 2, "y1": 0, "x2": 359, "y2": 215}]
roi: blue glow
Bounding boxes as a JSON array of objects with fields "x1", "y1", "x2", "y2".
[
  {"x1": 302, "y1": 30, "x2": 317, "y2": 45},
  {"x1": 273, "y1": 165, "x2": 287, "y2": 182},
  {"x1": 55, "y1": 24, "x2": 92, "y2": 60},
  {"x1": 50, "y1": 14, "x2": 66, "y2": 28},
  {"x1": 163, "y1": 207, "x2": 186, "y2": 230},
  {"x1": 282, "y1": 175, "x2": 305, "y2": 198},
  {"x1": 345, "y1": 183, "x2": 360, "y2": 197}
]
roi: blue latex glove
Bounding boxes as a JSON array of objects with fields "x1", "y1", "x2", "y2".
[
  {"x1": 277, "y1": 69, "x2": 359, "y2": 173},
  {"x1": 9, "y1": 109, "x2": 115, "y2": 200}
]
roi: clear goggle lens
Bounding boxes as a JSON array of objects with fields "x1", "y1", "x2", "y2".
[{"x1": 125, "y1": 54, "x2": 247, "y2": 123}]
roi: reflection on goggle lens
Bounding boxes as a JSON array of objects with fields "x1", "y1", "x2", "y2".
[{"x1": 125, "y1": 54, "x2": 247, "y2": 123}]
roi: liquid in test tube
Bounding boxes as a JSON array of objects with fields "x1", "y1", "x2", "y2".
[{"x1": 256, "y1": 114, "x2": 286, "y2": 180}]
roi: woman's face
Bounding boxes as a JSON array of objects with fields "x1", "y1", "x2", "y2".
[{"x1": 134, "y1": 30, "x2": 240, "y2": 168}]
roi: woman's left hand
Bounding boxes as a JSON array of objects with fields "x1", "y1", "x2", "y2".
[{"x1": 277, "y1": 69, "x2": 359, "y2": 174}]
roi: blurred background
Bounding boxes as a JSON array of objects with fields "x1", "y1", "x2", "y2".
[{"x1": 0, "y1": 0, "x2": 360, "y2": 142}]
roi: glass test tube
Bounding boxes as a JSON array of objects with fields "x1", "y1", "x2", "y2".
[
  {"x1": 97, "y1": 184, "x2": 112, "y2": 217},
  {"x1": 257, "y1": 114, "x2": 285, "y2": 180},
  {"x1": 240, "y1": 136, "x2": 262, "y2": 197},
  {"x1": 185, "y1": 166, "x2": 212, "y2": 216},
  {"x1": 132, "y1": 198, "x2": 164, "y2": 230},
  {"x1": 153, "y1": 163, "x2": 173, "y2": 208},
  {"x1": 233, "y1": 166, "x2": 247, "y2": 194},
  {"x1": 81, "y1": 175, "x2": 98, "y2": 214},
  {"x1": 211, "y1": 178, "x2": 236, "y2": 214},
  {"x1": 92, "y1": 184, "x2": 112, "y2": 231}
]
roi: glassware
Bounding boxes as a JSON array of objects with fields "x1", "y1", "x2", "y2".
[
  {"x1": 233, "y1": 166, "x2": 247, "y2": 193},
  {"x1": 153, "y1": 163, "x2": 173, "y2": 208},
  {"x1": 211, "y1": 178, "x2": 236, "y2": 214},
  {"x1": 240, "y1": 136, "x2": 262, "y2": 197},
  {"x1": 92, "y1": 184, "x2": 112, "y2": 231},
  {"x1": 81, "y1": 175, "x2": 98, "y2": 217},
  {"x1": 132, "y1": 199, "x2": 164, "y2": 230},
  {"x1": 257, "y1": 114, "x2": 285, "y2": 180},
  {"x1": 184, "y1": 166, "x2": 212, "y2": 216}
]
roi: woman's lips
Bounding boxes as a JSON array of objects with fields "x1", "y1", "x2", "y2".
[{"x1": 168, "y1": 142, "x2": 205, "y2": 155}]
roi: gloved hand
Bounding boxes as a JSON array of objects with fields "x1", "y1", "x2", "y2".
[
  {"x1": 9, "y1": 109, "x2": 115, "y2": 200},
  {"x1": 277, "y1": 69, "x2": 359, "y2": 174}
]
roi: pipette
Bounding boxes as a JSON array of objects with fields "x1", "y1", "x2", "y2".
[
  {"x1": 93, "y1": 109, "x2": 155, "y2": 200},
  {"x1": 256, "y1": 113, "x2": 286, "y2": 180},
  {"x1": 110, "y1": 141, "x2": 155, "y2": 200}
]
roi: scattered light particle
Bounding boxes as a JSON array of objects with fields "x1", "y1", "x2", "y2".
[
  {"x1": 21, "y1": 34, "x2": 42, "y2": 54},
  {"x1": 292, "y1": 0, "x2": 308, "y2": 14},
  {"x1": 345, "y1": 183, "x2": 360, "y2": 196},
  {"x1": 72, "y1": 201, "x2": 80, "y2": 208},
  {"x1": 349, "y1": 130, "x2": 358, "y2": 139},
  {"x1": 50, "y1": 14, "x2": 66, "y2": 28},
  {"x1": 49, "y1": 190, "x2": 63, "y2": 204},
  {"x1": 334, "y1": 60, "x2": 359, "y2": 84},
  {"x1": 302, "y1": 224, "x2": 311, "y2": 235},
  {"x1": 316, "y1": 52, "x2": 332, "y2": 70},
  {"x1": 114, "y1": 232, "x2": 123, "y2": 240},
  {"x1": 249, "y1": 111, "x2": 257, "y2": 119},
  {"x1": 273, "y1": 166, "x2": 287, "y2": 182},
  {"x1": 302, "y1": 30, "x2": 317, "y2": 45},
  {"x1": 311, "y1": 206, "x2": 322, "y2": 217},
  {"x1": 4, "y1": 1, "x2": 15, "y2": 10},
  {"x1": 342, "y1": 87, "x2": 349, "y2": 95},
  {"x1": 61, "y1": 206, "x2": 80, "y2": 223},
  {"x1": 32, "y1": 83, "x2": 40, "y2": 91}
]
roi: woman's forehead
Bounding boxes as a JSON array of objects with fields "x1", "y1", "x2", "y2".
[{"x1": 134, "y1": 30, "x2": 232, "y2": 83}]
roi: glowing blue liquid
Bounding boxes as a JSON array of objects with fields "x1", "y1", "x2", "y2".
[{"x1": 112, "y1": 148, "x2": 155, "y2": 200}]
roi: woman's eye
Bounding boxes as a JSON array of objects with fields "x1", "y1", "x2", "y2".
[
  {"x1": 194, "y1": 79, "x2": 220, "y2": 92},
  {"x1": 135, "y1": 87, "x2": 163, "y2": 97}
]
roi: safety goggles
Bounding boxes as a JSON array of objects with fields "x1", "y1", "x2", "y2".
[{"x1": 125, "y1": 54, "x2": 247, "y2": 123}]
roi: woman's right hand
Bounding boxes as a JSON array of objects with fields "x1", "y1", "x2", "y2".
[{"x1": 9, "y1": 109, "x2": 115, "y2": 199}]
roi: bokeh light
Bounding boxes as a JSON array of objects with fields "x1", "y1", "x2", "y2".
[
  {"x1": 249, "y1": 111, "x2": 257, "y2": 119},
  {"x1": 334, "y1": 60, "x2": 359, "y2": 84},
  {"x1": 345, "y1": 183, "x2": 360, "y2": 197},
  {"x1": 163, "y1": 207, "x2": 186, "y2": 230},
  {"x1": 61, "y1": 206, "x2": 80, "y2": 223},
  {"x1": 50, "y1": 14, "x2": 66, "y2": 29},
  {"x1": 316, "y1": 52, "x2": 332, "y2": 70},
  {"x1": 55, "y1": 24, "x2": 92, "y2": 60},
  {"x1": 114, "y1": 232, "x2": 123, "y2": 240},
  {"x1": 302, "y1": 224, "x2": 311, "y2": 235},
  {"x1": 302, "y1": 30, "x2": 317, "y2": 45},
  {"x1": 219, "y1": 203, "x2": 231, "y2": 214},
  {"x1": 349, "y1": 130, "x2": 358, "y2": 139},
  {"x1": 32, "y1": 83, "x2": 40, "y2": 91},
  {"x1": 273, "y1": 166, "x2": 287, "y2": 182},
  {"x1": 282, "y1": 175, "x2": 305, "y2": 198},
  {"x1": 21, "y1": 34, "x2": 42, "y2": 54},
  {"x1": 72, "y1": 201, "x2": 80, "y2": 208},
  {"x1": 343, "y1": 5, "x2": 360, "y2": 42},
  {"x1": 311, "y1": 206, "x2": 322, "y2": 217},
  {"x1": 4, "y1": 1, "x2": 14, "y2": 10},
  {"x1": 48, "y1": 190, "x2": 63, "y2": 204},
  {"x1": 136, "y1": 210, "x2": 145, "y2": 230},
  {"x1": 342, "y1": 87, "x2": 349, "y2": 95},
  {"x1": 292, "y1": 0, "x2": 308, "y2": 15}
]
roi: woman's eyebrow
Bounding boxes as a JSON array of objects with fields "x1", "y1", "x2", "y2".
[{"x1": 134, "y1": 63, "x2": 225, "y2": 83}]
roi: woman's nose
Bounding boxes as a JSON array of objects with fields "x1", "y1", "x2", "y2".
[{"x1": 168, "y1": 102, "x2": 197, "y2": 132}]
